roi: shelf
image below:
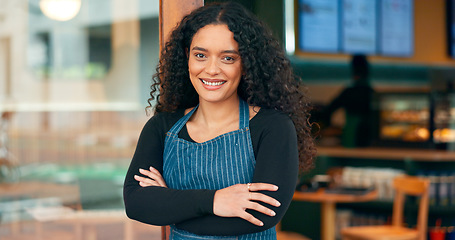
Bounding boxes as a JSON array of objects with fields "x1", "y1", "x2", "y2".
[
  {"x1": 338, "y1": 201, "x2": 455, "y2": 215},
  {"x1": 381, "y1": 120, "x2": 428, "y2": 124},
  {"x1": 338, "y1": 200, "x2": 393, "y2": 211},
  {"x1": 428, "y1": 205, "x2": 455, "y2": 214},
  {"x1": 317, "y1": 146, "x2": 455, "y2": 162}
]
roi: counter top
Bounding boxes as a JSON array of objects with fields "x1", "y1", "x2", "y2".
[
  {"x1": 293, "y1": 188, "x2": 378, "y2": 203},
  {"x1": 317, "y1": 146, "x2": 455, "y2": 161}
]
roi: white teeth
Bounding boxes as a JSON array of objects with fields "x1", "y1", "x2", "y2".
[{"x1": 201, "y1": 79, "x2": 225, "y2": 86}]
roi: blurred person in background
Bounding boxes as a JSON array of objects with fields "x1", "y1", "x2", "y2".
[{"x1": 322, "y1": 54, "x2": 375, "y2": 148}]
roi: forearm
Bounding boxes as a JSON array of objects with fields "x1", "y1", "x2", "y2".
[
  {"x1": 175, "y1": 213, "x2": 277, "y2": 235},
  {"x1": 123, "y1": 112, "x2": 218, "y2": 225},
  {"x1": 174, "y1": 170, "x2": 297, "y2": 235},
  {"x1": 123, "y1": 183, "x2": 216, "y2": 225}
]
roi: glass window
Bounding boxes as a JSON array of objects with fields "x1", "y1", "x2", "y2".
[{"x1": 0, "y1": 0, "x2": 161, "y2": 238}]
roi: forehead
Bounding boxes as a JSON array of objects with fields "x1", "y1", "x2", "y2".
[{"x1": 190, "y1": 24, "x2": 239, "y2": 50}]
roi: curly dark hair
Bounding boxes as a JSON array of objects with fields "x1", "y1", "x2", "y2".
[{"x1": 148, "y1": 2, "x2": 316, "y2": 172}]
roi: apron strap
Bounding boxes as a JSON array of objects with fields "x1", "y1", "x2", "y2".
[
  {"x1": 167, "y1": 105, "x2": 199, "y2": 135},
  {"x1": 239, "y1": 99, "x2": 250, "y2": 129}
]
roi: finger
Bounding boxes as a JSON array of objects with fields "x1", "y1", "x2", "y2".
[
  {"x1": 240, "y1": 212, "x2": 264, "y2": 226},
  {"x1": 149, "y1": 167, "x2": 167, "y2": 187},
  {"x1": 139, "y1": 181, "x2": 155, "y2": 187},
  {"x1": 250, "y1": 192, "x2": 281, "y2": 207},
  {"x1": 139, "y1": 167, "x2": 162, "y2": 180},
  {"x1": 247, "y1": 202, "x2": 276, "y2": 217},
  {"x1": 139, "y1": 168, "x2": 153, "y2": 177},
  {"x1": 146, "y1": 170, "x2": 167, "y2": 187},
  {"x1": 134, "y1": 175, "x2": 158, "y2": 187},
  {"x1": 149, "y1": 166, "x2": 161, "y2": 174},
  {"x1": 135, "y1": 174, "x2": 153, "y2": 185},
  {"x1": 248, "y1": 183, "x2": 278, "y2": 192},
  {"x1": 139, "y1": 168, "x2": 166, "y2": 186},
  {"x1": 138, "y1": 180, "x2": 162, "y2": 187}
]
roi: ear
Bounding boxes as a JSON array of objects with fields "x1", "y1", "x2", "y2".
[{"x1": 185, "y1": 48, "x2": 189, "y2": 59}]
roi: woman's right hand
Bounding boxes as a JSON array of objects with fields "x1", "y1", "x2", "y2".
[
  {"x1": 213, "y1": 183, "x2": 281, "y2": 226},
  {"x1": 134, "y1": 167, "x2": 168, "y2": 188}
]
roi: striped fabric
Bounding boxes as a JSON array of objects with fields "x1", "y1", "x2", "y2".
[{"x1": 163, "y1": 99, "x2": 276, "y2": 240}]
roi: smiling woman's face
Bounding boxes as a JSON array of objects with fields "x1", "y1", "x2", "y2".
[{"x1": 188, "y1": 24, "x2": 242, "y2": 104}]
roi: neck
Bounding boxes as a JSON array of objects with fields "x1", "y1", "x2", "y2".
[{"x1": 194, "y1": 97, "x2": 240, "y2": 128}]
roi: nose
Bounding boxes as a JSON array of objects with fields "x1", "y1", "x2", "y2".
[{"x1": 205, "y1": 58, "x2": 221, "y2": 75}]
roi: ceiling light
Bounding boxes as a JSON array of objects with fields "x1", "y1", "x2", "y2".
[{"x1": 39, "y1": 0, "x2": 81, "y2": 21}]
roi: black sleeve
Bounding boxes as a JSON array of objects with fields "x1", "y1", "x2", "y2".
[
  {"x1": 174, "y1": 112, "x2": 299, "y2": 235},
  {"x1": 323, "y1": 88, "x2": 349, "y2": 121},
  {"x1": 123, "y1": 113, "x2": 217, "y2": 225}
]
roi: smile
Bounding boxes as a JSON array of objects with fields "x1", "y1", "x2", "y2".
[{"x1": 201, "y1": 79, "x2": 226, "y2": 86}]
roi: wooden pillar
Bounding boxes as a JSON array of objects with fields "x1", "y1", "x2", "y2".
[
  {"x1": 158, "y1": 2, "x2": 203, "y2": 237},
  {"x1": 159, "y1": 0, "x2": 204, "y2": 51},
  {"x1": 0, "y1": 38, "x2": 11, "y2": 98}
]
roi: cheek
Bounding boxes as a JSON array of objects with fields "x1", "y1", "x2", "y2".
[
  {"x1": 188, "y1": 59, "x2": 204, "y2": 75},
  {"x1": 226, "y1": 65, "x2": 243, "y2": 80}
]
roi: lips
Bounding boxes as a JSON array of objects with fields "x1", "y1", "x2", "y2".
[{"x1": 200, "y1": 79, "x2": 226, "y2": 87}]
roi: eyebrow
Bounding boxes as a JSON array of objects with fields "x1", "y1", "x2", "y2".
[{"x1": 191, "y1": 46, "x2": 239, "y2": 55}]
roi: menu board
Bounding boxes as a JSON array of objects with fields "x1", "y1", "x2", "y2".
[
  {"x1": 298, "y1": 0, "x2": 339, "y2": 53},
  {"x1": 297, "y1": 0, "x2": 414, "y2": 57},
  {"x1": 342, "y1": 0, "x2": 377, "y2": 54},
  {"x1": 380, "y1": 0, "x2": 413, "y2": 56}
]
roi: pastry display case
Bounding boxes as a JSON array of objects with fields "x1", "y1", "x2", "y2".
[
  {"x1": 374, "y1": 92, "x2": 455, "y2": 149},
  {"x1": 374, "y1": 92, "x2": 431, "y2": 148},
  {"x1": 432, "y1": 93, "x2": 455, "y2": 149}
]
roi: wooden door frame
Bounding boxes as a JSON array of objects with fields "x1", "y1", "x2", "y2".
[
  {"x1": 158, "y1": 3, "x2": 204, "y2": 238},
  {"x1": 159, "y1": 0, "x2": 204, "y2": 51}
]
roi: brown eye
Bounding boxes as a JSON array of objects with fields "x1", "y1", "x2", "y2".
[
  {"x1": 222, "y1": 56, "x2": 236, "y2": 63},
  {"x1": 195, "y1": 53, "x2": 206, "y2": 59}
]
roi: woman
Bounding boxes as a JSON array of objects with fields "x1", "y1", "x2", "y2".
[{"x1": 123, "y1": 2, "x2": 315, "y2": 239}]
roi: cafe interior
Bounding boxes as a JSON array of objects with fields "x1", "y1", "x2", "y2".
[{"x1": 1, "y1": 0, "x2": 455, "y2": 239}]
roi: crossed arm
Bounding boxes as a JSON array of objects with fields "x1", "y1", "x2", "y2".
[
  {"x1": 123, "y1": 111, "x2": 298, "y2": 235},
  {"x1": 135, "y1": 167, "x2": 280, "y2": 227}
]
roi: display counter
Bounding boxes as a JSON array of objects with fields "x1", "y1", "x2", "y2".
[{"x1": 317, "y1": 146, "x2": 455, "y2": 162}]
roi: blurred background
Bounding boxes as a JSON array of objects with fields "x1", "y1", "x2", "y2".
[
  {"x1": 0, "y1": 0, "x2": 160, "y2": 239},
  {"x1": 1, "y1": 0, "x2": 455, "y2": 239}
]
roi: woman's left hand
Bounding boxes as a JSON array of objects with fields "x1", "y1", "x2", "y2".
[{"x1": 134, "y1": 167, "x2": 168, "y2": 188}]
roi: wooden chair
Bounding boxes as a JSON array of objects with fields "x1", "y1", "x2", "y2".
[{"x1": 341, "y1": 175, "x2": 430, "y2": 240}]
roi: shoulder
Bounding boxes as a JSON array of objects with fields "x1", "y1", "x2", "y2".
[
  {"x1": 252, "y1": 108, "x2": 293, "y2": 124},
  {"x1": 249, "y1": 108, "x2": 298, "y2": 157},
  {"x1": 250, "y1": 108, "x2": 296, "y2": 135},
  {"x1": 143, "y1": 109, "x2": 186, "y2": 134}
]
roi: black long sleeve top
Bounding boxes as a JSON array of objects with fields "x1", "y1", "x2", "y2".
[
  {"x1": 324, "y1": 84, "x2": 374, "y2": 117},
  {"x1": 123, "y1": 107, "x2": 299, "y2": 236}
]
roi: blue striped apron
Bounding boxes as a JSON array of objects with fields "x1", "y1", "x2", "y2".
[{"x1": 163, "y1": 99, "x2": 276, "y2": 240}]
